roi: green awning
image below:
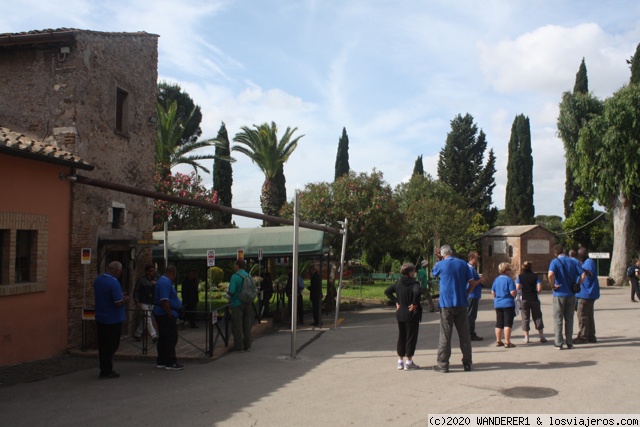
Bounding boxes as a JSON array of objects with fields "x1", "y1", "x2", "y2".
[{"x1": 152, "y1": 226, "x2": 330, "y2": 261}]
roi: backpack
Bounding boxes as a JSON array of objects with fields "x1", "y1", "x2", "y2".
[
  {"x1": 237, "y1": 273, "x2": 257, "y2": 303},
  {"x1": 627, "y1": 266, "x2": 636, "y2": 278}
]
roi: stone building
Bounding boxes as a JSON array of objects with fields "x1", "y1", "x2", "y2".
[
  {"x1": 0, "y1": 28, "x2": 159, "y2": 361},
  {"x1": 481, "y1": 225, "x2": 556, "y2": 287}
]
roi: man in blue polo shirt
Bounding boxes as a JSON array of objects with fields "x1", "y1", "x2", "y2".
[
  {"x1": 466, "y1": 251, "x2": 485, "y2": 341},
  {"x1": 574, "y1": 247, "x2": 599, "y2": 344},
  {"x1": 431, "y1": 245, "x2": 474, "y2": 373},
  {"x1": 94, "y1": 261, "x2": 130, "y2": 379},
  {"x1": 153, "y1": 265, "x2": 183, "y2": 370},
  {"x1": 548, "y1": 245, "x2": 584, "y2": 350}
]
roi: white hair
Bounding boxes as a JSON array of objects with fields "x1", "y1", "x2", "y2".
[
  {"x1": 440, "y1": 245, "x2": 453, "y2": 257},
  {"x1": 107, "y1": 261, "x2": 123, "y2": 274}
]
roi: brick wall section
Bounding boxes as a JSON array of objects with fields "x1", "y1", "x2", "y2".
[
  {"x1": 0, "y1": 30, "x2": 158, "y2": 350},
  {"x1": 481, "y1": 227, "x2": 556, "y2": 289}
]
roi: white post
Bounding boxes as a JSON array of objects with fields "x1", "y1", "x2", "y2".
[
  {"x1": 333, "y1": 218, "x2": 348, "y2": 329},
  {"x1": 291, "y1": 190, "x2": 300, "y2": 358}
]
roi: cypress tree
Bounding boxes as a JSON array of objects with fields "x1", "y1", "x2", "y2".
[
  {"x1": 628, "y1": 43, "x2": 640, "y2": 85},
  {"x1": 437, "y1": 113, "x2": 498, "y2": 226},
  {"x1": 334, "y1": 127, "x2": 350, "y2": 180},
  {"x1": 213, "y1": 122, "x2": 233, "y2": 226},
  {"x1": 274, "y1": 164, "x2": 287, "y2": 214},
  {"x1": 505, "y1": 114, "x2": 535, "y2": 225},
  {"x1": 412, "y1": 155, "x2": 424, "y2": 177},
  {"x1": 573, "y1": 58, "x2": 588, "y2": 94}
]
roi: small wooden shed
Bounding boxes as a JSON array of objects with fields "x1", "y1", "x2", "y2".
[{"x1": 481, "y1": 225, "x2": 556, "y2": 286}]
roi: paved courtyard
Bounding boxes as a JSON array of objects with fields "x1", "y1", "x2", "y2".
[{"x1": 1, "y1": 286, "x2": 638, "y2": 426}]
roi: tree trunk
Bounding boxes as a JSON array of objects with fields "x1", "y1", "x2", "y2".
[{"x1": 610, "y1": 188, "x2": 631, "y2": 285}]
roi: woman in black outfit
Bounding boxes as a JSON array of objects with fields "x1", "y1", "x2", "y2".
[
  {"x1": 384, "y1": 263, "x2": 422, "y2": 371},
  {"x1": 516, "y1": 261, "x2": 547, "y2": 343}
]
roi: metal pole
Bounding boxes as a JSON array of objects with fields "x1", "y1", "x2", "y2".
[
  {"x1": 291, "y1": 191, "x2": 300, "y2": 359},
  {"x1": 163, "y1": 221, "x2": 168, "y2": 269},
  {"x1": 334, "y1": 218, "x2": 348, "y2": 329}
]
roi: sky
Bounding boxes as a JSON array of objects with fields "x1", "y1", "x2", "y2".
[{"x1": 5, "y1": 1, "x2": 640, "y2": 228}]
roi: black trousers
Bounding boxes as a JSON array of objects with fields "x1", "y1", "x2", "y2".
[
  {"x1": 311, "y1": 294, "x2": 321, "y2": 326},
  {"x1": 631, "y1": 278, "x2": 640, "y2": 300},
  {"x1": 184, "y1": 301, "x2": 198, "y2": 327},
  {"x1": 396, "y1": 319, "x2": 420, "y2": 358},
  {"x1": 96, "y1": 322, "x2": 122, "y2": 376},
  {"x1": 288, "y1": 294, "x2": 304, "y2": 323},
  {"x1": 261, "y1": 291, "x2": 273, "y2": 316},
  {"x1": 154, "y1": 314, "x2": 178, "y2": 366}
]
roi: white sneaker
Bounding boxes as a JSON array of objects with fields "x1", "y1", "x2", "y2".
[
  {"x1": 397, "y1": 361, "x2": 404, "y2": 370},
  {"x1": 404, "y1": 361, "x2": 420, "y2": 371}
]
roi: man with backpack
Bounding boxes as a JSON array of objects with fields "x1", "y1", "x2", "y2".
[
  {"x1": 228, "y1": 259, "x2": 254, "y2": 352},
  {"x1": 627, "y1": 259, "x2": 640, "y2": 302}
]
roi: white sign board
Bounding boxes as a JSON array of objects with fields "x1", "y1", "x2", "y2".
[
  {"x1": 207, "y1": 250, "x2": 215, "y2": 266},
  {"x1": 493, "y1": 240, "x2": 506, "y2": 254},
  {"x1": 527, "y1": 239, "x2": 550, "y2": 254},
  {"x1": 590, "y1": 252, "x2": 610, "y2": 259}
]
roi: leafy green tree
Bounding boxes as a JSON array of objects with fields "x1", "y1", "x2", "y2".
[
  {"x1": 505, "y1": 114, "x2": 535, "y2": 225},
  {"x1": 232, "y1": 122, "x2": 303, "y2": 221},
  {"x1": 437, "y1": 113, "x2": 497, "y2": 226},
  {"x1": 213, "y1": 122, "x2": 233, "y2": 226},
  {"x1": 562, "y1": 196, "x2": 607, "y2": 249},
  {"x1": 558, "y1": 59, "x2": 602, "y2": 217},
  {"x1": 575, "y1": 80, "x2": 640, "y2": 284},
  {"x1": 157, "y1": 81, "x2": 202, "y2": 145},
  {"x1": 334, "y1": 127, "x2": 350, "y2": 180},
  {"x1": 412, "y1": 155, "x2": 424, "y2": 177},
  {"x1": 155, "y1": 101, "x2": 222, "y2": 175}
]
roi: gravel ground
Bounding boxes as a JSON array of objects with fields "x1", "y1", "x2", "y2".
[{"x1": 0, "y1": 354, "x2": 96, "y2": 387}]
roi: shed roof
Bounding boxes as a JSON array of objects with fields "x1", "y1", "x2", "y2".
[
  {"x1": 0, "y1": 28, "x2": 158, "y2": 47},
  {"x1": 152, "y1": 226, "x2": 330, "y2": 261},
  {"x1": 482, "y1": 225, "x2": 554, "y2": 238},
  {"x1": 0, "y1": 126, "x2": 94, "y2": 170}
]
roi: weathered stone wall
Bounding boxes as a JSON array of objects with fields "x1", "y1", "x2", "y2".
[{"x1": 0, "y1": 30, "x2": 158, "y2": 349}]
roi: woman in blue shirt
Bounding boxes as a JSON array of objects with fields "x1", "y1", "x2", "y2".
[{"x1": 491, "y1": 262, "x2": 517, "y2": 348}]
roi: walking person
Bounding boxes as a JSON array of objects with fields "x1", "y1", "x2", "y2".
[
  {"x1": 385, "y1": 263, "x2": 422, "y2": 371},
  {"x1": 548, "y1": 245, "x2": 583, "y2": 350},
  {"x1": 492, "y1": 263, "x2": 517, "y2": 348},
  {"x1": 627, "y1": 259, "x2": 640, "y2": 302},
  {"x1": 466, "y1": 251, "x2": 485, "y2": 341},
  {"x1": 153, "y1": 265, "x2": 184, "y2": 370},
  {"x1": 574, "y1": 247, "x2": 599, "y2": 344},
  {"x1": 431, "y1": 245, "x2": 474, "y2": 373},
  {"x1": 516, "y1": 261, "x2": 547, "y2": 343},
  {"x1": 260, "y1": 272, "x2": 274, "y2": 318},
  {"x1": 308, "y1": 265, "x2": 323, "y2": 327},
  {"x1": 94, "y1": 261, "x2": 130, "y2": 379},
  {"x1": 228, "y1": 259, "x2": 253, "y2": 352},
  {"x1": 417, "y1": 260, "x2": 436, "y2": 312},
  {"x1": 133, "y1": 265, "x2": 157, "y2": 342}
]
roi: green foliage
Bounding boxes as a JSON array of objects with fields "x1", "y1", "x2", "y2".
[
  {"x1": 395, "y1": 174, "x2": 471, "y2": 258},
  {"x1": 213, "y1": 122, "x2": 233, "y2": 226},
  {"x1": 437, "y1": 113, "x2": 498, "y2": 226},
  {"x1": 573, "y1": 58, "x2": 589, "y2": 95},
  {"x1": 334, "y1": 127, "x2": 350, "y2": 180},
  {"x1": 232, "y1": 122, "x2": 303, "y2": 218},
  {"x1": 535, "y1": 215, "x2": 566, "y2": 246},
  {"x1": 458, "y1": 213, "x2": 490, "y2": 256},
  {"x1": 628, "y1": 43, "x2": 640, "y2": 86},
  {"x1": 157, "y1": 81, "x2": 202, "y2": 145},
  {"x1": 274, "y1": 164, "x2": 287, "y2": 211},
  {"x1": 562, "y1": 196, "x2": 607, "y2": 249},
  {"x1": 208, "y1": 267, "x2": 224, "y2": 286},
  {"x1": 412, "y1": 155, "x2": 424, "y2": 177},
  {"x1": 505, "y1": 114, "x2": 535, "y2": 225}
]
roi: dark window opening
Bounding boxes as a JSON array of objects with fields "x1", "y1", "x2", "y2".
[
  {"x1": 116, "y1": 88, "x2": 129, "y2": 134},
  {"x1": 488, "y1": 245, "x2": 493, "y2": 257},
  {"x1": 112, "y1": 208, "x2": 124, "y2": 229},
  {"x1": 15, "y1": 230, "x2": 35, "y2": 283},
  {"x1": 508, "y1": 245, "x2": 513, "y2": 258}
]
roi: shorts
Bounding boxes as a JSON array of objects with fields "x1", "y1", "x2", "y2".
[{"x1": 495, "y1": 307, "x2": 515, "y2": 329}]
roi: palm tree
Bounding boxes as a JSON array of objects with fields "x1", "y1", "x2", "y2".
[
  {"x1": 232, "y1": 122, "x2": 303, "y2": 219},
  {"x1": 156, "y1": 100, "x2": 229, "y2": 175}
]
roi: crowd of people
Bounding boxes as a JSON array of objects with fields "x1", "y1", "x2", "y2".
[{"x1": 385, "y1": 244, "x2": 602, "y2": 372}]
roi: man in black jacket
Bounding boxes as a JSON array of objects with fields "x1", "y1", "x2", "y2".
[{"x1": 308, "y1": 265, "x2": 322, "y2": 327}]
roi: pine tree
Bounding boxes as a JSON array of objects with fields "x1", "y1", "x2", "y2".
[
  {"x1": 334, "y1": 127, "x2": 350, "y2": 180},
  {"x1": 437, "y1": 113, "x2": 498, "y2": 226},
  {"x1": 505, "y1": 114, "x2": 535, "y2": 225},
  {"x1": 412, "y1": 155, "x2": 424, "y2": 177},
  {"x1": 213, "y1": 122, "x2": 233, "y2": 226}
]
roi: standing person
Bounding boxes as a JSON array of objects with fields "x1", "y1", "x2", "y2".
[
  {"x1": 466, "y1": 252, "x2": 485, "y2": 341},
  {"x1": 285, "y1": 267, "x2": 304, "y2": 325},
  {"x1": 431, "y1": 245, "x2": 474, "y2": 373},
  {"x1": 628, "y1": 259, "x2": 640, "y2": 302},
  {"x1": 384, "y1": 263, "x2": 422, "y2": 371},
  {"x1": 133, "y1": 265, "x2": 158, "y2": 342},
  {"x1": 574, "y1": 247, "x2": 599, "y2": 344},
  {"x1": 516, "y1": 261, "x2": 546, "y2": 343},
  {"x1": 417, "y1": 260, "x2": 436, "y2": 312},
  {"x1": 308, "y1": 265, "x2": 323, "y2": 327},
  {"x1": 260, "y1": 272, "x2": 274, "y2": 318},
  {"x1": 228, "y1": 259, "x2": 253, "y2": 352},
  {"x1": 153, "y1": 265, "x2": 184, "y2": 370},
  {"x1": 548, "y1": 245, "x2": 583, "y2": 350},
  {"x1": 491, "y1": 263, "x2": 517, "y2": 348},
  {"x1": 181, "y1": 270, "x2": 199, "y2": 329},
  {"x1": 94, "y1": 261, "x2": 129, "y2": 379}
]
